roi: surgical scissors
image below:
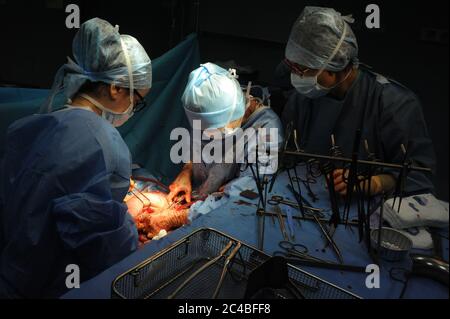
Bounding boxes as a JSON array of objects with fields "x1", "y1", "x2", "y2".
[
  {"x1": 268, "y1": 196, "x2": 324, "y2": 217},
  {"x1": 274, "y1": 241, "x2": 328, "y2": 264},
  {"x1": 278, "y1": 241, "x2": 308, "y2": 256},
  {"x1": 290, "y1": 176, "x2": 319, "y2": 202},
  {"x1": 291, "y1": 176, "x2": 317, "y2": 185},
  {"x1": 272, "y1": 193, "x2": 343, "y2": 264},
  {"x1": 274, "y1": 241, "x2": 365, "y2": 272}
]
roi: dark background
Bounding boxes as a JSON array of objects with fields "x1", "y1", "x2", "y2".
[{"x1": 0, "y1": 0, "x2": 448, "y2": 200}]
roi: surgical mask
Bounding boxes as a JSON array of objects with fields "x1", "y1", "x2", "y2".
[
  {"x1": 291, "y1": 72, "x2": 329, "y2": 98},
  {"x1": 80, "y1": 93, "x2": 134, "y2": 127},
  {"x1": 291, "y1": 69, "x2": 352, "y2": 99}
]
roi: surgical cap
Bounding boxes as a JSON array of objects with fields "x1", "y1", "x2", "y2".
[
  {"x1": 182, "y1": 63, "x2": 246, "y2": 130},
  {"x1": 41, "y1": 17, "x2": 152, "y2": 113},
  {"x1": 285, "y1": 6, "x2": 359, "y2": 72}
]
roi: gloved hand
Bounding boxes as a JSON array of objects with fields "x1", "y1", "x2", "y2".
[
  {"x1": 129, "y1": 178, "x2": 136, "y2": 192},
  {"x1": 332, "y1": 169, "x2": 390, "y2": 196},
  {"x1": 168, "y1": 163, "x2": 193, "y2": 203}
]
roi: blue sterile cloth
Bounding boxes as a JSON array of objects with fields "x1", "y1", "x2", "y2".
[{"x1": 61, "y1": 167, "x2": 449, "y2": 299}]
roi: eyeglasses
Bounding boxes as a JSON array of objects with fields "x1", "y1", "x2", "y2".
[
  {"x1": 283, "y1": 58, "x2": 313, "y2": 77},
  {"x1": 133, "y1": 90, "x2": 148, "y2": 113}
]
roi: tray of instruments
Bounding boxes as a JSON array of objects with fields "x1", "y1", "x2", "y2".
[{"x1": 111, "y1": 228, "x2": 359, "y2": 299}]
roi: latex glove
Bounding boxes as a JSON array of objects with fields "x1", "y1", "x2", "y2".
[
  {"x1": 332, "y1": 169, "x2": 384, "y2": 196},
  {"x1": 129, "y1": 178, "x2": 136, "y2": 192},
  {"x1": 168, "y1": 163, "x2": 193, "y2": 203}
]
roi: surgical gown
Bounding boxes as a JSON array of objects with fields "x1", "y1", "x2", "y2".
[
  {"x1": 281, "y1": 68, "x2": 436, "y2": 194},
  {"x1": 0, "y1": 108, "x2": 138, "y2": 298},
  {"x1": 192, "y1": 107, "x2": 284, "y2": 195}
]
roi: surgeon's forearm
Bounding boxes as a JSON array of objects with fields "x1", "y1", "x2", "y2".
[
  {"x1": 361, "y1": 174, "x2": 396, "y2": 195},
  {"x1": 377, "y1": 174, "x2": 396, "y2": 193},
  {"x1": 182, "y1": 162, "x2": 193, "y2": 175},
  {"x1": 198, "y1": 179, "x2": 223, "y2": 196},
  {"x1": 197, "y1": 164, "x2": 237, "y2": 196},
  {"x1": 174, "y1": 162, "x2": 192, "y2": 182}
]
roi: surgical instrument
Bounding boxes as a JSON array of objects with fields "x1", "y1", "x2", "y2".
[
  {"x1": 392, "y1": 144, "x2": 410, "y2": 213},
  {"x1": 273, "y1": 205, "x2": 290, "y2": 241},
  {"x1": 286, "y1": 184, "x2": 342, "y2": 258},
  {"x1": 168, "y1": 241, "x2": 234, "y2": 299},
  {"x1": 268, "y1": 196, "x2": 324, "y2": 215},
  {"x1": 259, "y1": 210, "x2": 359, "y2": 227},
  {"x1": 284, "y1": 206, "x2": 296, "y2": 241},
  {"x1": 212, "y1": 242, "x2": 242, "y2": 298},
  {"x1": 283, "y1": 257, "x2": 366, "y2": 273},
  {"x1": 274, "y1": 241, "x2": 363, "y2": 273},
  {"x1": 290, "y1": 176, "x2": 318, "y2": 202}
]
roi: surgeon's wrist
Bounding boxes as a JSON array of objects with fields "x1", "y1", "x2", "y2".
[
  {"x1": 370, "y1": 176, "x2": 383, "y2": 195},
  {"x1": 178, "y1": 162, "x2": 192, "y2": 180},
  {"x1": 358, "y1": 175, "x2": 382, "y2": 195},
  {"x1": 183, "y1": 162, "x2": 193, "y2": 173},
  {"x1": 377, "y1": 174, "x2": 396, "y2": 194},
  {"x1": 359, "y1": 175, "x2": 395, "y2": 195}
]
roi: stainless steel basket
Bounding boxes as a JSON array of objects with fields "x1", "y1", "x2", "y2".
[
  {"x1": 111, "y1": 228, "x2": 360, "y2": 299},
  {"x1": 371, "y1": 227, "x2": 413, "y2": 262}
]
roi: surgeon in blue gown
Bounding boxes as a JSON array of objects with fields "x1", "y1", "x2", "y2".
[
  {"x1": 280, "y1": 7, "x2": 436, "y2": 196},
  {"x1": 167, "y1": 63, "x2": 284, "y2": 203},
  {"x1": 0, "y1": 18, "x2": 152, "y2": 298}
]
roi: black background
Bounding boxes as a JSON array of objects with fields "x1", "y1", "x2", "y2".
[{"x1": 0, "y1": 0, "x2": 448, "y2": 200}]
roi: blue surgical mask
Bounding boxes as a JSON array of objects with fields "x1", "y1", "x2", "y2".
[{"x1": 80, "y1": 94, "x2": 134, "y2": 127}]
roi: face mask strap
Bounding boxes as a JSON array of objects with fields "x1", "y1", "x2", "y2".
[
  {"x1": 245, "y1": 81, "x2": 252, "y2": 110},
  {"x1": 222, "y1": 68, "x2": 240, "y2": 127},
  {"x1": 79, "y1": 93, "x2": 127, "y2": 116},
  {"x1": 317, "y1": 65, "x2": 353, "y2": 91}
]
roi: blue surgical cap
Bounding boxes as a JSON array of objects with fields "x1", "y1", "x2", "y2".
[
  {"x1": 182, "y1": 63, "x2": 246, "y2": 130},
  {"x1": 286, "y1": 6, "x2": 359, "y2": 72},
  {"x1": 41, "y1": 18, "x2": 152, "y2": 113}
]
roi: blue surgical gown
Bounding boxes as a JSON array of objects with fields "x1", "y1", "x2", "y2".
[
  {"x1": 0, "y1": 108, "x2": 138, "y2": 298},
  {"x1": 281, "y1": 68, "x2": 436, "y2": 194}
]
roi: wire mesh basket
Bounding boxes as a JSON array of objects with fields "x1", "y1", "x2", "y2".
[{"x1": 111, "y1": 228, "x2": 360, "y2": 299}]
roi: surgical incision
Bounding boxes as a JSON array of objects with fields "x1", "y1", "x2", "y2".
[{"x1": 125, "y1": 189, "x2": 190, "y2": 245}]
